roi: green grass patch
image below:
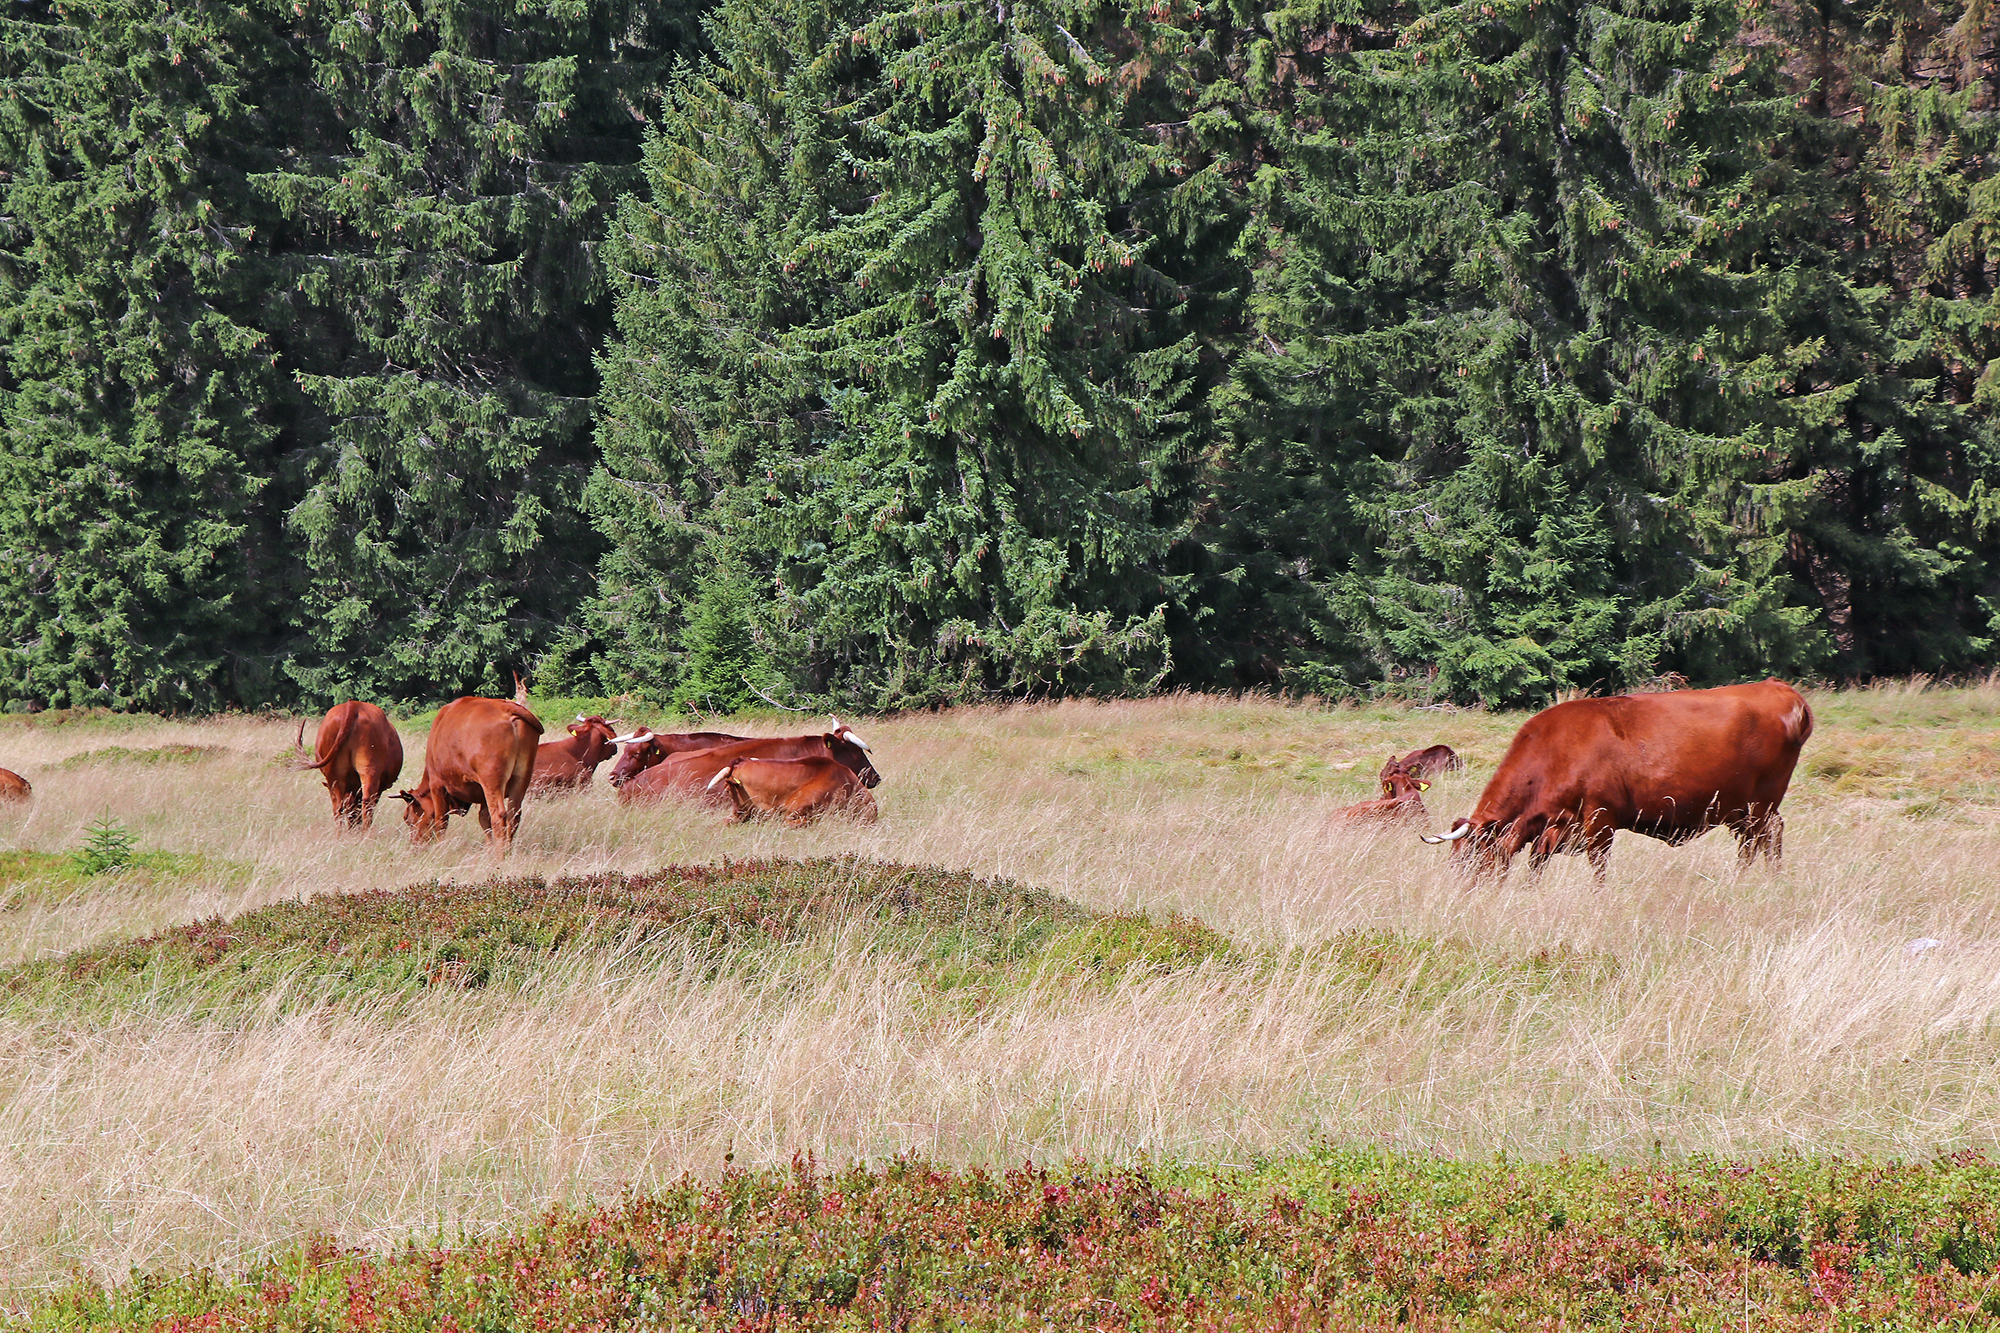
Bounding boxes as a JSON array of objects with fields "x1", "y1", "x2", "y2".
[
  {"x1": 21, "y1": 1150, "x2": 2000, "y2": 1329},
  {"x1": 46, "y1": 744, "x2": 228, "y2": 771},
  {"x1": 0, "y1": 849, "x2": 235, "y2": 911},
  {"x1": 0, "y1": 858, "x2": 1237, "y2": 1019}
]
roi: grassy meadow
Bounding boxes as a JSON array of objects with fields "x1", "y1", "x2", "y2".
[{"x1": 3, "y1": 682, "x2": 2000, "y2": 1300}]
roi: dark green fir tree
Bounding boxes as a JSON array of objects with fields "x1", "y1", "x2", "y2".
[
  {"x1": 587, "y1": 0, "x2": 1226, "y2": 707},
  {"x1": 0, "y1": 0, "x2": 283, "y2": 710}
]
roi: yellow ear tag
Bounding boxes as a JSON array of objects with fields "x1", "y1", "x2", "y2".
[{"x1": 1418, "y1": 780, "x2": 1430, "y2": 790}]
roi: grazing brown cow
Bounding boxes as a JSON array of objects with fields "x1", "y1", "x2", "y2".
[
  {"x1": 618, "y1": 719, "x2": 879, "y2": 804},
  {"x1": 395, "y1": 697, "x2": 543, "y2": 850},
  {"x1": 707, "y1": 756, "x2": 878, "y2": 825},
  {"x1": 1338, "y1": 760, "x2": 1430, "y2": 822},
  {"x1": 1380, "y1": 744, "x2": 1461, "y2": 781},
  {"x1": 604, "y1": 729, "x2": 749, "y2": 788},
  {"x1": 0, "y1": 767, "x2": 30, "y2": 802},
  {"x1": 299, "y1": 701, "x2": 404, "y2": 829},
  {"x1": 1420, "y1": 678, "x2": 1813, "y2": 883},
  {"x1": 529, "y1": 714, "x2": 621, "y2": 792}
]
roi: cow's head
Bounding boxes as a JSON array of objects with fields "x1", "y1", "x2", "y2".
[
  {"x1": 824, "y1": 716, "x2": 880, "y2": 788},
  {"x1": 395, "y1": 787, "x2": 446, "y2": 843},
  {"x1": 568, "y1": 715, "x2": 618, "y2": 760},
  {"x1": 1379, "y1": 758, "x2": 1429, "y2": 801},
  {"x1": 605, "y1": 729, "x2": 661, "y2": 787},
  {"x1": 1419, "y1": 816, "x2": 1506, "y2": 882}
]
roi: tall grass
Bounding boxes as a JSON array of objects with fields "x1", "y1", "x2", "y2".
[{"x1": 3, "y1": 683, "x2": 2000, "y2": 1292}]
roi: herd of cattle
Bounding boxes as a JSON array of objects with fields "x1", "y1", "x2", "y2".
[
  {"x1": 297, "y1": 695, "x2": 882, "y2": 849},
  {"x1": 0, "y1": 676, "x2": 1816, "y2": 883}
]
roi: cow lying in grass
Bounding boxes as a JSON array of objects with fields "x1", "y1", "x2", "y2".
[
  {"x1": 707, "y1": 756, "x2": 878, "y2": 825},
  {"x1": 1381, "y1": 744, "x2": 1461, "y2": 781},
  {"x1": 529, "y1": 715, "x2": 621, "y2": 792},
  {"x1": 621, "y1": 720, "x2": 879, "y2": 805},
  {"x1": 1336, "y1": 760, "x2": 1430, "y2": 822}
]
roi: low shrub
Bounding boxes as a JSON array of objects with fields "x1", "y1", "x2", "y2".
[{"x1": 20, "y1": 1151, "x2": 2000, "y2": 1329}]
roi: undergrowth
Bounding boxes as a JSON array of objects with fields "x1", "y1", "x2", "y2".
[
  {"x1": 0, "y1": 849, "x2": 231, "y2": 912},
  {"x1": 46, "y1": 744, "x2": 227, "y2": 771},
  {"x1": 16, "y1": 1150, "x2": 2000, "y2": 1330}
]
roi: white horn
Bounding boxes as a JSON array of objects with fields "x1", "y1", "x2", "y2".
[
  {"x1": 707, "y1": 767, "x2": 732, "y2": 790},
  {"x1": 575, "y1": 713, "x2": 588, "y2": 723},
  {"x1": 845, "y1": 731, "x2": 871, "y2": 751},
  {"x1": 605, "y1": 732, "x2": 642, "y2": 746},
  {"x1": 1419, "y1": 824, "x2": 1474, "y2": 845}
]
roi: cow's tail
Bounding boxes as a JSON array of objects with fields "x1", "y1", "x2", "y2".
[
  {"x1": 303, "y1": 705, "x2": 354, "y2": 771},
  {"x1": 1784, "y1": 689, "x2": 1815, "y2": 747},
  {"x1": 506, "y1": 716, "x2": 540, "y2": 793}
]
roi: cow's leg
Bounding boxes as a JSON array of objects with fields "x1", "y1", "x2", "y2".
[
  {"x1": 1526, "y1": 828, "x2": 1562, "y2": 876},
  {"x1": 1735, "y1": 806, "x2": 1783, "y2": 866},
  {"x1": 1585, "y1": 835, "x2": 1612, "y2": 883},
  {"x1": 1581, "y1": 809, "x2": 1614, "y2": 884},
  {"x1": 335, "y1": 777, "x2": 365, "y2": 829}
]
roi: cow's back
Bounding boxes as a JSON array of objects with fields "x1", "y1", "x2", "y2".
[{"x1": 427, "y1": 697, "x2": 543, "y2": 797}]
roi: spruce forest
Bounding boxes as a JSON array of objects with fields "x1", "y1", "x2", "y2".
[{"x1": 5, "y1": 0, "x2": 2000, "y2": 714}]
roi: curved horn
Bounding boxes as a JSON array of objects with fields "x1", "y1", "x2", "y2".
[
  {"x1": 605, "y1": 732, "x2": 643, "y2": 746},
  {"x1": 707, "y1": 766, "x2": 733, "y2": 790},
  {"x1": 575, "y1": 713, "x2": 588, "y2": 724},
  {"x1": 843, "y1": 729, "x2": 871, "y2": 751},
  {"x1": 1419, "y1": 823, "x2": 1473, "y2": 845}
]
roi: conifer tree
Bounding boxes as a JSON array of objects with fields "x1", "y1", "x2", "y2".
[
  {"x1": 1209, "y1": 0, "x2": 1852, "y2": 703},
  {"x1": 0, "y1": 0, "x2": 283, "y2": 710},
  {"x1": 588, "y1": 0, "x2": 1223, "y2": 706},
  {"x1": 257, "y1": 0, "x2": 691, "y2": 703}
]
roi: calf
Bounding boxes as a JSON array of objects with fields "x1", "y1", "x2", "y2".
[
  {"x1": 1337, "y1": 760, "x2": 1430, "y2": 822},
  {"x1": 707, "y1": 756, "x2": 878, "y2": 825}
]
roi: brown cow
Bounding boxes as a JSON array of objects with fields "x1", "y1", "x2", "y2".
[
  {"x1": 529, "y1": 714, "x2": 622, "y2": 792},
  {"x1": 1420, "y1": 678, "x2": 1813, "y2": 883},
  {"x1": 299, "y1": 701, "x2": 404, "y2": 829},
  {"x1": 618, "y1": 719, "x2": 879, "y2": 804},
  {"x1": 394, "y1": 697, "x2": 543, "y2": 850},
  {"x1": 604, "y1": 729, "x2": 749, "y2": 788},
  {"x1": 707, "y1": 756, "x2": 878, "y2": 825},
  {"x1": 1338, "y1": 760, "x2": 1430, "y2": 822},
  {"x1": 1380, "y1": 744, "x2": 1461, "y2": 781},
  {"x1": 0, "y1": 767, "x2": 29, "y2": 803}
]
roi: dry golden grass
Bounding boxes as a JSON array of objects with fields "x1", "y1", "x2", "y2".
[{"x1": 4, "y1": 681, "x2": 2000, "y2": 1292}]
